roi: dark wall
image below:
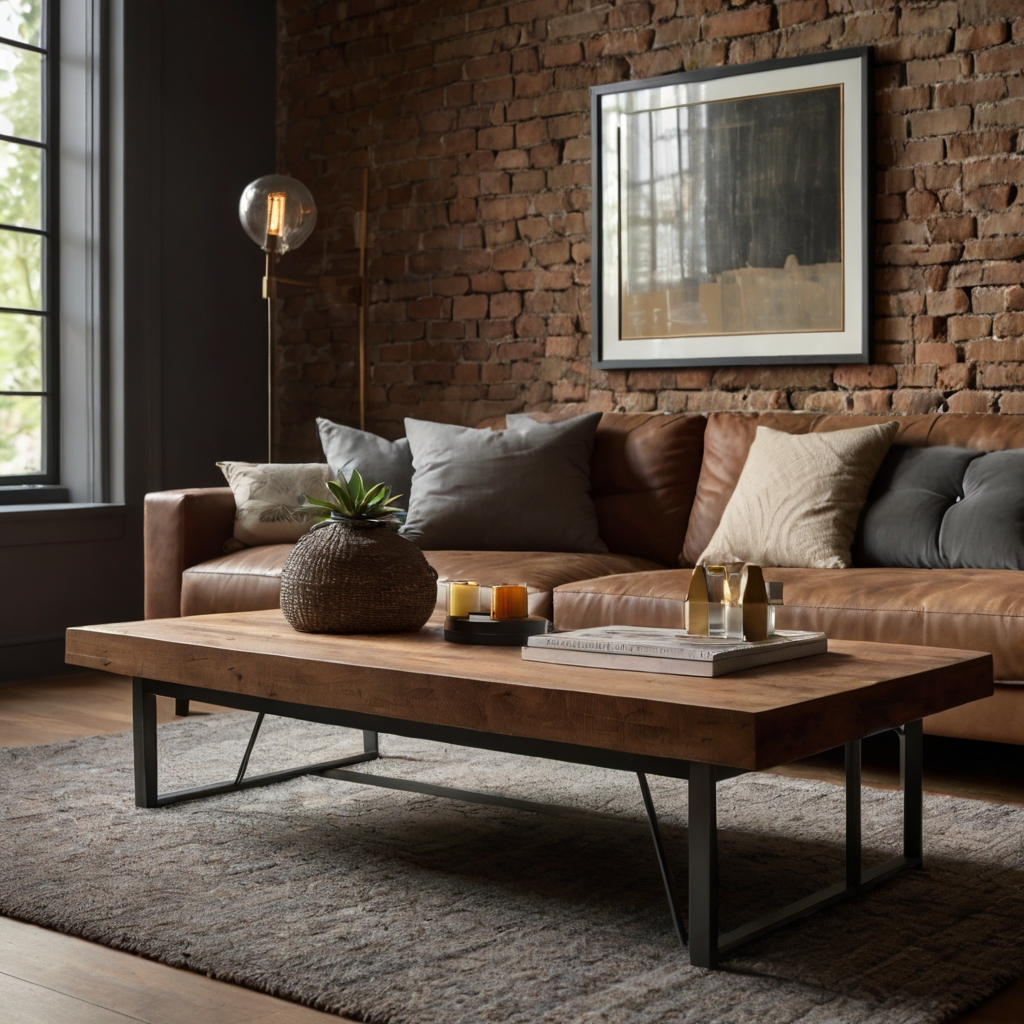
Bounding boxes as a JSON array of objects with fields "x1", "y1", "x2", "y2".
[
  {"x1": 0, "y1": 0, "x2": 277, "y2": 682},
  {"x1": 126, "y1": 0, "x2": 276, "y2": 497}
]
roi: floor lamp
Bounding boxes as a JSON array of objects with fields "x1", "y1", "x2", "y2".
[{"x1": 238, "y1": 172, "x2": 370, "y2": 461}]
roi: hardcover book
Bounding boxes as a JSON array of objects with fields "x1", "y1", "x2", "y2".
[{"x1": 522, "y1": 626, "x2": 827, "y2": 677}]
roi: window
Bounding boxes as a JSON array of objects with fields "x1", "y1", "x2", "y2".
[{"x1": 0, "y1": 0, "x2": 55, "y2": 484}]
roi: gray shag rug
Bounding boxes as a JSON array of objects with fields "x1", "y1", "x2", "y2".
[{"x1": 1, "y1": 714, "x2": 1023, "y2": 1023}]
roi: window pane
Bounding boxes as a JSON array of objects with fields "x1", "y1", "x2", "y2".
[
  {"x1": 0, "y1": 41, "x2": 41, "y2": 142},
  {"x1": 0, "y1": 310, "x2": 40, "y2": 389},
  {"x1": 0, "y1": 226, "x2": 40, "y2": 309},
  {"x1": 0, "y1": 1, "x2": 41, "y2": 49},
  {"x1": 0, "y1": 139, "x2": 40, "y2": 227},
  {"x1": 0, "y1": 391, "x2": 41, "y2": 474}
]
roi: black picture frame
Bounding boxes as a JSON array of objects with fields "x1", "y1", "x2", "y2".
[{"x1": 591, "y1": 47, "x2": 872, "y2": 371}]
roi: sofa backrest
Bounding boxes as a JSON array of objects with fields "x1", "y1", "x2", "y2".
[
  {"x1": 488, "y1": 411, "x2": 706, "y2": 566},
  {"x1": 681, "y1": 411, "x2": 1024, "y2": 567}
]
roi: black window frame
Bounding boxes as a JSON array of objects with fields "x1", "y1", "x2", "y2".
[{"x1": 0, "y1": 0, "x2": 59, "y2": 487}]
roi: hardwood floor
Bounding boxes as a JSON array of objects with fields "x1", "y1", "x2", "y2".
[{"x1": 1, "y1": 670, "x2": 1021, "y2": 1022}]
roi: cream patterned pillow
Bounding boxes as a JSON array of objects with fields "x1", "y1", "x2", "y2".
[
  {"x1": 697, "y1": 422, "x2": 899, "y2": 569},
  {"x1": 218, "y1": 462, "x2": 332, "y2": 546}
]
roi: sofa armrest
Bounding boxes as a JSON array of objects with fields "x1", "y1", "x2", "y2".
[{"x1": 144, "y1": 488, "x2": 236, "y2": 619}]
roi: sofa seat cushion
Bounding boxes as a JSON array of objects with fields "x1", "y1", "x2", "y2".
[
  {"x1": 181, "y1": 544, "x2": 293, "y2": 616},
  {"x1": 553, "y1": 567, "x2": 1024, "y2": 681},
  {"x1": 181, "y1": 545, "x2": 665, "y2": 620},
  {"x1": 426, "y1": 551, "x2": 664, "y2": 618}
]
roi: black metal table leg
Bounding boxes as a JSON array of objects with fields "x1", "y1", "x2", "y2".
[
  {"x1": 174, "y1": 699, "x2": 190, "y2": 717},
  {"x1": 688, "y1": 761, "x2": 718, "y2": 969},
  {"x1": 133, "y1": 679, "x2": 158, "y2": 808},
  {"x1": 901, "y1": 719, "x2": 923, "y2": 864},
  {"x1": 234, "y1": 712, "x2": 265, "y2": 785},
  {"x1": 363, "y1": 730, "x2": 379, "y2": 754},
  {"x1": 130, "y1": 676, "x2": 379, "y2": 808},
  {"x1": 845, "y1": 739, "x2": 862, "y2": 887},
  {"x1": 637, "y1": 772, "x2": 687, "y2": 947}
]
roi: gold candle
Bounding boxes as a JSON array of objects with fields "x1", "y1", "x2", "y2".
[
  {"x1": 446, "y1": 581, "x2": 480, "y2": 618},
  {"x1": 490, "y1": 583, "x2": 528, "y2": 620}
]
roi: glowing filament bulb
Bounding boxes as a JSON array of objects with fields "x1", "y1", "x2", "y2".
[{"x1": 266, "y1": 192, "x2": 287, "y2": 237}]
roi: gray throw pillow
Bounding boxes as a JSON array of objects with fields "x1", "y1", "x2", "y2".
[
  {"x1": 940, "y1": 449, "x2": 1024, "y2": 569},
  {"x1": 317, "y1": 417, "x2": 413, "y2": 510},
  {"x1": 401, "y1": 414, "x2": 607, "y2": 553},
  {"x1": 860, "y1": 446, "x2": 982, "y2": 568}
]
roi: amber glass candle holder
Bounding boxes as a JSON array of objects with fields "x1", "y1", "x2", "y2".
[{"x1": 489, "y1": 584, "x2": 528, "y2": 620}]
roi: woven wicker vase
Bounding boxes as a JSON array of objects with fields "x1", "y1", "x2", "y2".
[{"x1": 280, "y1": 522, "x2": 438, "y2": 634}]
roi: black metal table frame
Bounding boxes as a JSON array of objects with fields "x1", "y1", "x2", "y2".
[{"x1": 135, "y1": 677, "x2": 923, "y2": 969}]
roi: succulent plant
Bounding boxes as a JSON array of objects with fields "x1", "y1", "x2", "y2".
[{"x1": 302, "y1": 469, "x2": 404, "y2": 529}]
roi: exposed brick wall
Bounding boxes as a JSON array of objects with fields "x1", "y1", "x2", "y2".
[{"x1": 277, "y1": 0, "x2": 1024, "y2": 457}]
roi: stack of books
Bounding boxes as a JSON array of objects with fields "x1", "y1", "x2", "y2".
[{"x1": 522, "y1": 626, "x2": 827, "y2": 677}]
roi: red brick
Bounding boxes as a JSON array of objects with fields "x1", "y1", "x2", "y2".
[
  {"x1": 975, "y1": 43, "x2": 1024, "y2": 74},
  {"x1": 906, "y1": 189, "x2": 939, "y2": 219},
  {"x1": 901, "y1": 2, "x2": 957, "y2": 33},
  {"x1": 492, "y1": 243, "x2": 530, "y2": 271},
  {"x1": 938, "y1": 363, "x2": 974, "y2": 390},
  {"x1": 877, "y1": 292, "x2": 925, "y2": 316},
  {"x1": 964, "y1": 184, "x2": 1017, "y2": 212},
  {"x1": 978, "y1": 206, "x2": 1024, "y2": 236},
  {"x1": 542, "y1": 42, "x2": 582, "y2": 67},
  {"x1": 515, "y1": 119, "x2": 547, "y2": 147},
  {"x1": 834, "y1": 365, "x2": 898, "y2": 389},
  {"x1": 409, "y1": 296, "x2": 446, "y2": 319},
  {"x1": 995, "y1": 312, "x2": 1024, "y2": 337},
  {"x1": 533, "y1": 240, "x2": 570, "y2": 265},
  {"x1": 948, "y1": 315, "x2": 993, "y2": 341},
  {"x1": 776, "y1": 0, "x2": 826, "y2": 27},
  {"x1": 964, "y1": 237, "x2": 1024, "y2": 261},
  {"x1": 892, "y1": 388, "x2": 946, "y2": 414},
  {"x1": 489, "y1": 292, "x2": 522, "y2": 318},
  {"x1": 881, "y1": 243, "x2": 962, "y2": 265},
  {"x1": 946, "y1": 390, "x2": 995, "y2": 413},
  {"x1": 962, "y1": 156, "x2": 1024, "y2": 190},
  {"x1": 955, "y1": 23, "x2": 1009, "y2": 51},
  {"x1": 929, "y1": 215, "x2": 976, "y2": 244},
  {"x1": 470, "y1": 271, "x2": 505, "y2": 293},
  {"x1": 916, "y1": 342, "x2": 958, "y2": 365},
  {"x1": 478, "y1": 125, "x2": 514, "y2": 150},
  {"x1": 909, "y1": 106, "x2": 971, "y2": 138},
  {"x1": 877, "y1": 86, "x2": 930, "y2": 113},
  {"x1": 704, "y1": 6, "x2": 773, "y2": 39},
  {"x1": 479, "y1": 196, "x2": 531, "y2": 221},
  {"x1": 452, "y1": 294, "x2": 488, "y2": 319},
  {"x1": 926, "y1": 289, "x2": 969, "y2": 316},
  {"x1": 947, "y1": 129, "x2": 1017, "y2": 161},
  {"x1": 934, "y1": 79, "x2": 1007, "y2": 108},
  {"x1": 898, "y1": 364, "x2": 938, "y2": 388},
  {"x1": 851, "y1": 390, "x2": 893, "y2": 413},
  {"x1": 466, "y1": 54, "x2": 511, "y2": 80}
]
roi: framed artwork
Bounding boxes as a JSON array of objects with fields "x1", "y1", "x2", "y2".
[{"x1": 591, "y1": 48, "x2": 871, "y2": 369}]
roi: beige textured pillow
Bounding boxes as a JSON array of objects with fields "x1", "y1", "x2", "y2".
[
  {"x1": 218, "y1": 462, "x2": 332, "y2": 546},
  {"x1": 697, "y1": 422, "x2": 899, "y2": 569}
]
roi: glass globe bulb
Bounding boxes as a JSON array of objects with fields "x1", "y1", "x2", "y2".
[{"x1": 238, "y1": 174, "x2": 317, "y2": 255}]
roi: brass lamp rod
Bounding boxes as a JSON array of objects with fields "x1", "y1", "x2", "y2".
[
  {"x1": 262, "y1": 169, "x2": 370, "y2": 455},
  {"x1": 265, "y1": 249, "x2": 277, "y2": 462},
  {"x1": 358, "y1": 167, "x2": 369, "y2": 432}
]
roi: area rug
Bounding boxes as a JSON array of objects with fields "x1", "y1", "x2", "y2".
[{"x1": 1, "y1": 714, "x2": 1022, "y2": 1023}]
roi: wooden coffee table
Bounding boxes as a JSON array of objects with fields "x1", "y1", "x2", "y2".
[{"x1": 66, "y1": 609, "x2": 992, "y2": 969}]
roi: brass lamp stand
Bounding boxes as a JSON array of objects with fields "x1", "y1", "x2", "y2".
[{"x1": 241, "y1": 170, "x2": 370, "y2": 461}]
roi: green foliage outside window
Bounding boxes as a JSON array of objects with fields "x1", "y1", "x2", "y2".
[{"x1": 0, "y1": 0, "x2": 44, "y2": 477}]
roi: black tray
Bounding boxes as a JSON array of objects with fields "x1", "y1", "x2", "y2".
[{"x1": 443, "y1": 614, "x2": 551, "y2": 646}]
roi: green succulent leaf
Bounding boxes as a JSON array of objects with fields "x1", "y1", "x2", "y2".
[{"x1": 302, "y1": 470, "x2": 405, "y2": 525}]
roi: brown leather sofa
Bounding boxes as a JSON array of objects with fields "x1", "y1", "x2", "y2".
[{"x1": 144, "y1": 410, "x2": 1024, "y2": 747}]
